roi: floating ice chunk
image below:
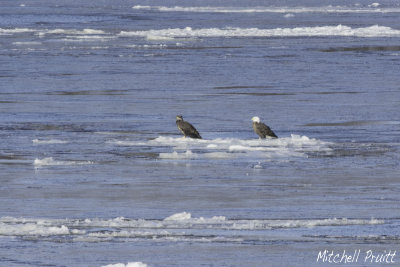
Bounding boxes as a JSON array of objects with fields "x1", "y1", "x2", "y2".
[
  {"x1": 110, "y1": 135, "x2": 332, "y2": 161},
  {"x1": 34, "y1": 157, "x2": 93, "y2": 167},
  {"x1": 102, "y1": 262, "x2": 147, "y2": 267},
  {"x1": 368, "y1": 3, "x2": 380, "y2": 7},
  {"x1": 0, "y1": 222, "x2": 69, "y2": 236},
  {"x1": 0, "y1": 215, "x2": 384, "y2": 244},
  {"x1": 0, "y1": 28, "x2": 36, "y2": 35},
  {"x1": 159, "y1": 150, "x2": 197, "y2": 159},
  {"x1": 164, "y1": 212, "x2": 192, "y2": 221},
  {"x1": 253, "y1": 162, "x2": 263, "y2": 169},
  {"x1": 36, "y1": 28, "x2": 107, "y2": 39},
  {"x1": 34, "y1": 157, "x2": 58, "y2": 166},
  {"x1": 42, "y1": 28, "x2": 106, "y2": 35},
  {"x1": 33, "y1": 139, "x2": 68, "y2": 144},
  {"x1": 199, "y1": 215, "x2": 226, "y2": 222},
  {"x1": 13, "y1": 41, "x2": 42, "y2": 46},
  {"x1": 128, "y1": 263, "x2": 148, "y2": 267},
  {"x1": 118, "y1": 25, "x2": 400, "y2": 39},
  {"x1": 132, "y1": 5, "x2": 152, "y2": 10},
  {"x1": 267, "y1": 218, "x2": 384, "y2": 228},
  {"x1": 146, "y1": 35, "x2": 175, "y2": 41},
  {"x1": 163, "y1": 212, "x2": 227, "y2": 223},
  {"x1": 130, "y1": 5, "x2": 398, "y2": 14},
  {"x1": 80, "y1": 29, "x2": 106, "y2": 34},
  {"x1": 107, "y1": 140, "x2": 146, "y2": 146}
]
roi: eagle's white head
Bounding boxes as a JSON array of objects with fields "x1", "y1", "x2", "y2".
[{"x1": 251, "y1": 116, "x2": 261, "y2": 123}]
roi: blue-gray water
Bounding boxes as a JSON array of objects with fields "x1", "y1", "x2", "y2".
[{"x1": 1, "y1": 1, "x2": 400, "y2": 266}]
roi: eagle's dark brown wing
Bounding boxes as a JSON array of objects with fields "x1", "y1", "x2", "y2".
[
  {"x1": 176, "y1": 120, "x2": 202, "y2": 139},
  {"x1": 253, "y1": 122, "x2": 278, "y2": 138}
]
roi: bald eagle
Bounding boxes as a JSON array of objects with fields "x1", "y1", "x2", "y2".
[
  {"x1": 251, "y1": 116, "x2": 278, "y2": 139},
  {"x1": 176, "y1": 115, "x2": 202, "y2": 139}
]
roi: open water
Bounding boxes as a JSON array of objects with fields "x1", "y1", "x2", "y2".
[{"x1": 1, "y1": 0, "x2": 400, "y2": 266}]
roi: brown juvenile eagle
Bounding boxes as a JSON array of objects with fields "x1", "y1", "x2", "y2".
[
  {"x1": 176, "y1": 115, "x2": 202, "y2": 139},
  {"x1": 251, "y1": 116, "x2": 278, "y2": 139}
]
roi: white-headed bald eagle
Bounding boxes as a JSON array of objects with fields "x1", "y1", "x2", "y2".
[
  {"x1": 251, "y1": 116, "x2": 278, "y2": 139},
  {"x1": 176, "y1": 115, "x2": 202, "y2": 139}
]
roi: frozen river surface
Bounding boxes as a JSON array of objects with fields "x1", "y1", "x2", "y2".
[{"x1": 1, "y1": 0, "x2": 400, "y2": 266}]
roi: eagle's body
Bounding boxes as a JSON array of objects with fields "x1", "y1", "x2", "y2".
[
  {"x1": 251, "y1": 116, "x2": 278, "y2": 139},
  {"x1": 176, "y1": 115, "x2": 202, "y2": 139}
]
